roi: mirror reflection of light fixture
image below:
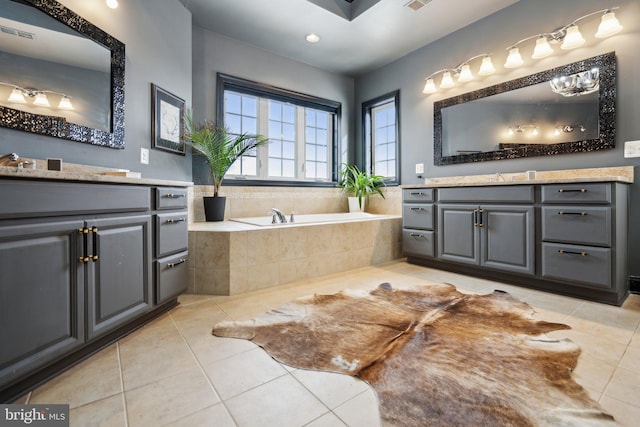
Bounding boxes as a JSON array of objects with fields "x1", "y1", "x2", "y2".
[
  {"x1": 1, "y1": 82, "x2": 74, "y2": 110},
  {"x1": 33, "y1": 92, "x2": 50, "y2": 107},
  {"x1": 506, "y1": 125, "x2": 540, "y2": 136},
  {"x1": 8, "y1": 88, "x2": 27, "y2": 104},
  {"x1": 424, "y1": 7, "x2": 622, "y2": 95},
  {"x1": 550, "y1": 68, "x2": 599, "y2": 97},
  {"x1": 58, "y1": 96, "x2": 74, "y2": 110},
  {"x1": 555, "y1": 124, "x2": 586, "y2": 135}
]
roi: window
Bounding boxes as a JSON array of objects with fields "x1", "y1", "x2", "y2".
[
  {"x1": 363, "y1": 91, "x2": 400, "y2": 184},
  {"x1": 217, "y1": 74, "x2": 341, "y2": 184}
]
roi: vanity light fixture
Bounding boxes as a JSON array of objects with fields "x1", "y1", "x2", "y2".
[
  {"x1": 423, "y1": 7, "x2": 622, "y2": 95},
  {"x1": 554, "y1": 125, "x2": 586, "y2": 135},
  {"x1": 1, "y1": 82, "x2": 74, "y2": 110},
  {"x1": 106, "y1": 0, "x2": 118, "y2": 9},
  {"x1": 507, "y1": 125, "x2": 539, "y2": 136}
]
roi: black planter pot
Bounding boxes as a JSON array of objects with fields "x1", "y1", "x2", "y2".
[{"x1": 203, "y1": 196, "x2": 226, "y2": 221}]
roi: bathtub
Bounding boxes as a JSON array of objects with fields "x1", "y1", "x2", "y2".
[{"x1": 230, "y1": 211, "x2": 379, "y2": 226}]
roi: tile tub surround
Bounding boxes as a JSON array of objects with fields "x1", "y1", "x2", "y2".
[
  {"x1": 188, "y1": 185, "x2": 402, "y2": 223},
  {"x1": 188, "y1": 215, "x2": 402, "y2": 295}
]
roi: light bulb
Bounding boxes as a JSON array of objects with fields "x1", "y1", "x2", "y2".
[
  {"x1": 106, "y1": 0, "x2": 118, "y2": 8},
  {"x1": 8, "y1": 88, "x2": 27, "y2": 103},
  {"x1": 422, "y1": 78, "x2": 437, "y2": 94},
  {"x1": 440, "y1": 71, "x2": 454, "y2": 89},
  {"x1": 477, "y1": 56, "x2": 495, "y2": 76},
  {"x1": 504, "y1": 47, "x2": 523, "y2": 68},
  {"x1": 532, "y1": 36, "x2": 553, "y2": 59},
  {"x1": 508, "y1": 127, "x2": 514, "y2": 136},
  {"x1": 33, "y1": 92, "x2": 50, "y2": 107},
  {"x1": 457, "y1": 64, "x2": 473, "y2": 82},
  {"x1": 561, "y1": 25, "x2": 585, "y2": 50},
  {"x1": 58, "y1": 96, "x2": 74, "y2": 110},
  {"x1": 554, "y1": 127, "x2": 560, "y2": 136},
  {"x1": 595, "y1": 11, "x2": 622, "y2": 38},
  {"x1": 531, "y1": 127, "x2": 539, "y2": 136}
]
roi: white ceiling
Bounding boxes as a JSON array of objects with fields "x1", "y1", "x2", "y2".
[{"x1": 179, "y1": 0, "x2": 520, "y2": 77}]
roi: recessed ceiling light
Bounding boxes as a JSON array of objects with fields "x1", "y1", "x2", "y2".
[
  {"x1": 305, "y1": 33, "x2": 320, "y2": 43},
  {"x1": 106, "y1": 0, "x2": 118, "y2": 9}
]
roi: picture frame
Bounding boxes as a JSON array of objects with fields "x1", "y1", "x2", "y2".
[{"x1": 151, "y1": 84, "x2": 185, "y2": 155}]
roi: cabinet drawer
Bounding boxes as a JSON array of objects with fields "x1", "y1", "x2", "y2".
[
  {"x1": 156, "y1": 212, "x2": 188, "y2": 257},
  {"x1": 156, "y1": 187, "x2": 188, "y2": 209},
  {"x1": 403, "y1": 230, "x2": 435, "y2": 258},
  {"x1": 403, "y1": 204, "x2": 434, "y2": 230},
  {"x1": 542, "y1": 206, "x2": 611, "y2": 246},
  {"x1": 156, "y1": 251, "x2": 189, "y2": 304},
  {"x1": 541, "y1": 183, "x2": 611, "y2": 204},
  {"x1": 541, "y1": 243, "x2": 611, "y2": 289},
  {"x1": 403, "y1": 189, "x2": 434, "y2": 203},
  {"x1": 438, "y1": 185, "x2": 534, "y2": 203}
]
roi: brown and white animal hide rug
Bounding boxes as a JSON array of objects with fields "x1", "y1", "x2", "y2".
[{"x1": 212, "y1": 282, "x2": 618, "y2": 426}]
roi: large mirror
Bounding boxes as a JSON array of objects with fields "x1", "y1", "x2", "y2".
[
  {"x1": 434, "y1": 52, "x2": 615, "y2": 165},
  {"x1": 0, "y1": 0, "x2": 125, "y2": 148}
]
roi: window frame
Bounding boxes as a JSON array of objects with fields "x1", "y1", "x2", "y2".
[
  {"x1": 362, "y1": 90, "x2": 400, "y2": 186},
  {"x1": 216, "y1": 73, "x2": 342, "y2": 187}
]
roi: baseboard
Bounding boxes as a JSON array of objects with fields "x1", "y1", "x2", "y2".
[{"x1": 630, "y1": 276, "x2": 640, "y2": 294}]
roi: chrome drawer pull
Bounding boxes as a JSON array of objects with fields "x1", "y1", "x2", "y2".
[
  {"x1": 558, "y1": 211, "x2": 587, "y2": 216},
  {"x1": 409, "y1": 207, "x2": 425, "y2": 212},
  {"x1": 558, "y1": 249, "x2": 587, "y2": 257},
  {"x1": 164, "y1": 193, "x2": 186, "y2": 198},
  {"x1": 165, "y1": 218, "x2": 186, "y2": 224},
  {"x1": 410, "y1": 233, "x2": 424, "y2": 238},
  {"x1": 410, "y1": 192, "x2": 425, "y2": 196},
  {"x1": 167, "y1": 259, "x2": 187, "y2": 268},
  {"x1": 558, "y1": 188, "x2": 587, "y2": 193}
]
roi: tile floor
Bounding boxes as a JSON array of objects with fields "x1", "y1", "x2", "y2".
[{"x1": 16, "y1": 260, "x2": 640, "y2": 426}]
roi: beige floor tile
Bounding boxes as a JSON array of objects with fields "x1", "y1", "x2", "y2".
[
  {"x1": 125, "y1": 367, "x2": 219, "y2": 427},
  {"x1": 569, "y1": 301, "x2": 640, "y2": 345},
  {"x1": 305, "y1": 412, "x2": 348, "y2": 427},
  {"x1": 618, "y1": 342, "x2": 640, "y2": 372},
  {"x1": 204, "y1": 347, "x2": 288, "y2": 400},
  {"x1": 12, "y1": 393, "x2": 30, "y2": 404},
  {"x1": 30, "y1": 344, "x2": 121, "y2": 409},
  {"x1": 599, "y1": 396, "x2": 640, "y2": 427},
  {"x1": 186, "y1": 332, "x2": 257, "y2": 367},
  {"x1": 333, "y1": 389, "x2": 381, "y2": 427},
  {"x1": 69, "y1": 394, "x2": 126, "y2": 427},
  {"x1": 292, "y1": 368, "x2": 371, "y2": 409},
  {"x1": 603, "y1": 366, "x2": 640, "y2": 407},
  {"x1": 572, "y1": 352, "x2": 618, "y2": 394},
  {"x1": 547, "y1": 328, "x2": 628, "y2": 365},
  {"x1": 164, "y1": 403, "x2": 236, "y2": 427},
  {"x1": 225, "y1": 374, "x2": 328, "y2": 427}
]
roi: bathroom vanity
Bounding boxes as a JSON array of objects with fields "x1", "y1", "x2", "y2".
[
  {"x1": 402, "y1": 167, "x2": 632, "y2": 306},
  {"x1": 0, "y1": 167, "x2": 191, "y2": 402}
]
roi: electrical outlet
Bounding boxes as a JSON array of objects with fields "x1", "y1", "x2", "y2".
[
  {"x1": 140, "y1": 147, "x2": 149, "y2": 164},
  {"x1": 415, "y1": 163, "x2": 424, "y2": 174},
  {"x1": 624, "y1": 140, "x2": 640, "y2": 158}
]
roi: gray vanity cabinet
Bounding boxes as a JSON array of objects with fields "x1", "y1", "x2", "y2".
[
  {"x1": 438, "y1": 204, "x2": 535, "y2": 275},
  {"x1": 402, "y1": 189, "x2": 435, "y2": 258},
  {"x1": 0, "y1": 220, "x2": 85, "y2": 389}
]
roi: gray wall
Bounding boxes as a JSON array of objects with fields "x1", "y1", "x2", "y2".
[
  {"x1": 355, "y1": 0, "x2": 640, "y2": 277},
  {"x1": 0, "y1": 0, "x2": 193, "y2": 182},
  {"x1": 191, "y1": 26, "x2": 355, "y2": 184}
]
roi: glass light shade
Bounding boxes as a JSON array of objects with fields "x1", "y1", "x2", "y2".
[
  {"x1": 531, "y1": 127, "x2": 539, "y2": 136},
  {"x1": 477, "y1": 56, "x2": 495, "y2": 76},
  {"x1": 504, "y1": 47, "x2": 523, "y2": 68},
  {"x1": 33, "y1": 92, "x2": 50, "y2": 107},
  {"x1": 440, "y1": 71, "x2": 454, "y2": 89},
  {"x1": 8, "y1": 88, "x2": 27, "y2": 103},
  {"x1": 595, "y1": 11, "x2": 622, "y2": 38},
  {"x1": 561, "y1": 25, "x2": 585, "y2": 50},
  {"x1": 422, "y1": 78, "x2": 437, "y2": 94},
  {"x1": 106, "y1": 0, "x2": 118, "y2": 8},
  {"x1": 532, "y1": 36, "x2": 553, "y2": 59},
  {"x1": 457, "y1": 64, "x2": 473, "y2": 82},
  {"x1": 507, "y1": 127, "x2": 514, "y2": 136},
  {"x1": 58, "y1": 96, "x2": 74, "y2": 110},
  {"x1": 554, "y1": 127, "x2": 560, "y2": 136}
]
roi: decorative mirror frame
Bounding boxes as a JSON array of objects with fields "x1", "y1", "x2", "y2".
[
  {"x1": 433, "y1": 52, "x2": 615, "y2": 166},
  {"x1": 0, "y1": 0, "x2": 125, "y2": 148}
]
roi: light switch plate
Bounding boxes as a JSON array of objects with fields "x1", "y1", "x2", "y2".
[
  {"x1": 624, "y1": 140, "x2": 640, "y2": 158},
  {"x1": 140, "y1": 147, "x2": 149, "y2": 164},
  {"x1": 415, "y1": 163, "x2": 424, "y2": 174}
]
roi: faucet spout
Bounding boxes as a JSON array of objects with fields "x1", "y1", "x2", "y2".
[
  {"x1": 0, "y1": 152, "x2": 19, "y2": 166},
  {"x1": 271, "y1": 208, "x2": 287, "y2": 224}
]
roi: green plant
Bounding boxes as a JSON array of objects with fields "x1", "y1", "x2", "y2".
[
  {"x1": 338, "y1": 163, "x2": 386, "y2": 208},
  {"x1": 185, "y1": 112, "x2": 268, "y2": 197}
]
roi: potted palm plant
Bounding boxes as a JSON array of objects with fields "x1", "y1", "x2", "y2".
[
  {"x1": 338, "y1": 163, "x2": 386, "y2": 212},
  {"x1": 185, "y1": 113, "x2": 268, "y2": 221}
]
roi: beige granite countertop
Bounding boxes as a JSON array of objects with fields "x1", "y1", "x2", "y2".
[
  {"x1": 403, "y1": 166, "x2": 633, "y2": 188},
  {"x1": 0, "y1": 164, "x2": 192, "y2": 187}
]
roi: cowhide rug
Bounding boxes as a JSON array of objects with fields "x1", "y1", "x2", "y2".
[{"x1": 212, "y1": 282, "x2": 618, "y2": 426}]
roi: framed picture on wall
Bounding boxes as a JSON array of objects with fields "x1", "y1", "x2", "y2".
[{"x1": 151, "y1": 84, "x2": 185, "y2": 155}]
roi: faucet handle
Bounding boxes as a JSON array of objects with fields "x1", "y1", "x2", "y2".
[{"x1": 289, "y1": 211, "x2": 296, "y2": 223}]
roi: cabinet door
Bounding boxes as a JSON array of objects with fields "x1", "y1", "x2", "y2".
[
  {"x1": 86, "y1": 215, "x2": 152, "y2": 340},
  {"x1": 481, "y1": 205, "x2": 535, "y2": 275},
  {"x1": 438, "y1": 204, "x2": 479, "y2": 265},
  {"x1": 0, "y1": 220, "x2": 85, "y2": 388}
]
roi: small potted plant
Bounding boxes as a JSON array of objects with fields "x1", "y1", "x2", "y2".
[
  {"x1": 185, "y1": 113, "x2": 268, "y2": 221},
  {"x1": 338, "y1": 163, "x2": 386, "y2": 212}
]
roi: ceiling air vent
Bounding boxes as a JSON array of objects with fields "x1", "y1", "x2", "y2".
[{"x1": 404, "y1": 0, "x2": 431, "y2": 11}]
